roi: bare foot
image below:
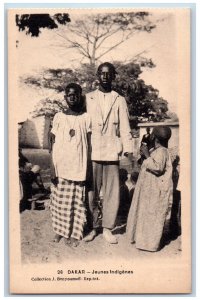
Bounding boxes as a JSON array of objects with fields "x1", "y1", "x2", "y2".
[
  {"x1": 70, "y1": 237, "x2": 79, "y2": 247},
  {"x1": 53, "y1": 234, "x2": 62, "y2": 243},
  {"x1": 64, "y1": 238, "x2": 71, "y2": 245}
]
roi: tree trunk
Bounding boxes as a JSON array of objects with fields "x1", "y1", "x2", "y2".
[
  {"x1": 90, "y1": 38, "x2": 97, "y2": 68},
  {"x1": 90, "y1": 59, "x2": 96, "y2": 67}
]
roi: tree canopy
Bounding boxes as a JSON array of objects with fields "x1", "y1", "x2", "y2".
[
  {"x1": 16, "y1": 13, "x2": 70, "y2": 37},
  {"x1": 22, "y1": 60, "x2": 178, "y2": 123},
  {"x1": 16, "y1": 12, "x2": 178, "y2": 123},
  {"x1": 53, "y1": 12, "x2": 157, "y2": 67}
]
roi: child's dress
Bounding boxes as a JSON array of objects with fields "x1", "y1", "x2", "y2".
[
  {"x1": 50, "y1": 111, "x2": 91, "y2": 240},
  {"x1": 126, "y1": 146, "x2": 173, "y2": 251}
]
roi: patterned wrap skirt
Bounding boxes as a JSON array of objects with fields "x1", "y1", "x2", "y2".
[{"x1": 50, "y1": 178, "x2": 86, "y2": 240}]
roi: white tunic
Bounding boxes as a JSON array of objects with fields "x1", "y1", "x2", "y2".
[{"x1": 51, "y1": 112, "x2": 91, "y2": 181}]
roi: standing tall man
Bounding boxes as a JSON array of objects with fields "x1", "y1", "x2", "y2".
[{"x1": 84, "y1": 62, "x2": 133, "y2": 244}]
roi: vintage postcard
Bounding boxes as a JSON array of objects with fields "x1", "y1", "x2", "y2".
[{"x1": 8, "y1": 7, "x2": 191, "y2": 294}]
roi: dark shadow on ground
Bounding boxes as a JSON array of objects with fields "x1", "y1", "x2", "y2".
[
  {"x1": 112, "y1": 223, "x2": 126, "y2": 235},
  {"x1": 159, "y1": 190, "x2": 181, "y2": 251}
]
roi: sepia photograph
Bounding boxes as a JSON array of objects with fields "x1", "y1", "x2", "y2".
[{"x1": 8, "y1": 7, "x2": 191, "y2": 294}]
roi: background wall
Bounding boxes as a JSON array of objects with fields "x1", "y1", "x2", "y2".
[{"x1": 19, "y1": 116, "x2": 51, "y2": 149}]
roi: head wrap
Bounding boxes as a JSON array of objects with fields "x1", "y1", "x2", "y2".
[{"x1": 152, "y1": 126, "x2": 172, "y2": 142}]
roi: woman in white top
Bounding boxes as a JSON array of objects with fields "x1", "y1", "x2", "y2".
[{"x1": 49, "y1": 83, "x2": 91, "y2": 247}]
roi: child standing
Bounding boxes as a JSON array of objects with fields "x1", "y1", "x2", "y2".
[
  {"x1": 126, "y1": 126, "x2": 173, "y2": 252},
  {"x1": 49, "y1": 83, "x2": 91, "y2": 247}
]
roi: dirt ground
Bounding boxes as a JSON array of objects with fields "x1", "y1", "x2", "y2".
[
  {"x1": 20, "y1": 149, "x2": 181, "y2": 264},
  {"x1": 20, "y1": 207, "x2": 181, "y2": 264}
]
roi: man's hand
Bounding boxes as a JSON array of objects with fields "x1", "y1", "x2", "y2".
[
  {"x1": 124, "y1": 152, "x2": 133, "y2": 162},
  {"x1": 50, "y1": 165, "x2": 58, "y2": 186},
  {"x1": 49, "y1": 150, "x2": 57, "y2": 186}
]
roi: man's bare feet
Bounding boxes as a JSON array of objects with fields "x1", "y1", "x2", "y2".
[{"x1": 103, "y1": 228, "x2": 118, "y2": 244}]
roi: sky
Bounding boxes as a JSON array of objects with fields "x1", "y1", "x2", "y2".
[{"x1": 15, "y1": 9, "x2": 178, "y2": 121}]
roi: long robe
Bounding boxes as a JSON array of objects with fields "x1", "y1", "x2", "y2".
[{"x1": 126, "y1": 146, "x2": 173, "y2": 251}]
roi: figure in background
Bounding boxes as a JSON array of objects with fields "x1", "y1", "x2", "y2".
[
  {"x1": 130, "y1": 117, "x2": 140, "y2": 163},
  {"x1": 19, "y1": 148, "x2": 48, "y2": 211},
  {"x1": 141, "y1": 127, "x2": 151, "y2": 147},
  {"x1": 137, "y1": 127, "x2": 152, "y2": 166}
]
